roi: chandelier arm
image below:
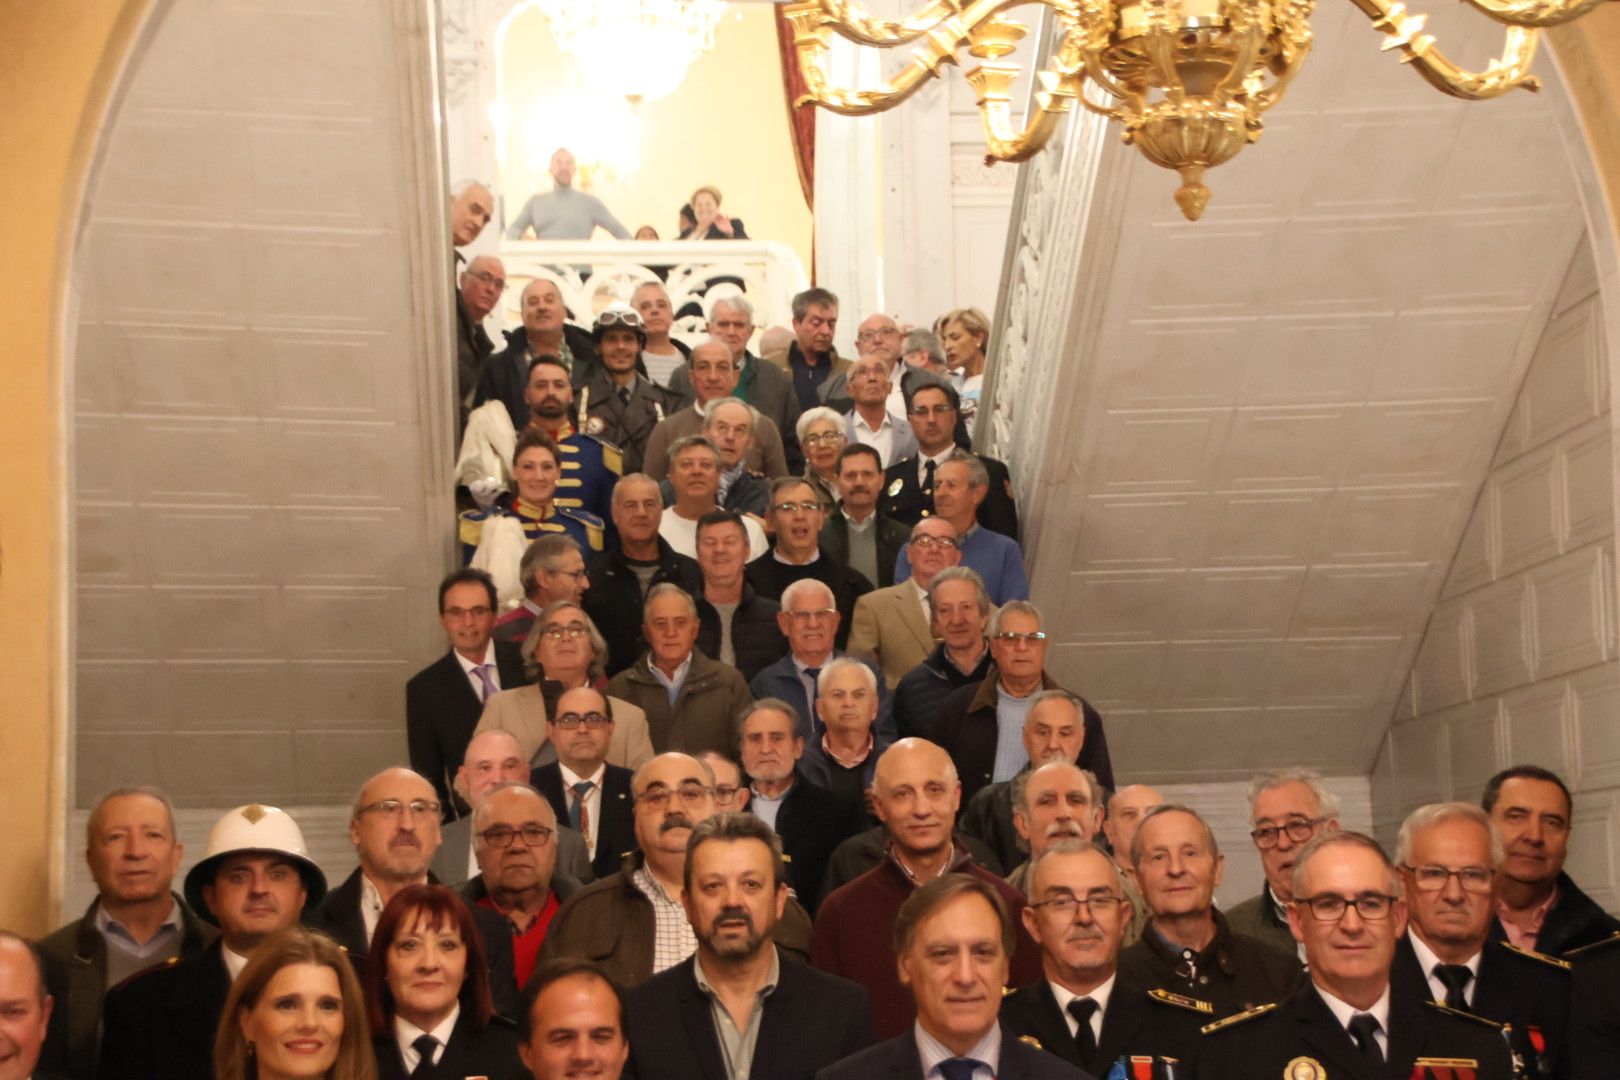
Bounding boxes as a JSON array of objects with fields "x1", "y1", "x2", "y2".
[
  {"x1": 1344, "y1": 0, "x2": 1542, "y2": 98},
  {"x1": 1210, "y1": 22, "x2": 1266, "y2": 101},
  {"x1": 1452, "y1": 0, "x2": 1612, "y2": 27},
  {"x1": 1250, "y1": 36, "x2": 1314, "y2": 111},
  {"x1": 977, "y1": 85, "x2": 1076, "y2": 160},
  {"x1": 794, "y1": 55, "x2": 960, "y2": 114},
  {"x1": 783, "y1": 0, "x2": 964, "y2": 46}
]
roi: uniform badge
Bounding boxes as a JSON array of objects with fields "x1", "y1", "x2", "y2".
[
  {"x1": 887, "y1": 477, "x2": 904, "y2": 496},
  {"x1": 1016, "y1": 1035, "x2": 1043, "y2": 1050},
  {"x1": 586, "y1": 416, "x2": 605, "y2": 435},
  {"x1": 1283, "y1": 1057, "x2": 1325, "y2": 1080}
]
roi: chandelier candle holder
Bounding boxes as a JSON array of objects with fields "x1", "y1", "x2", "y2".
[
  {"x1": 538, "y1": 0, "x2": 730, "y2": 105},
  {"x1": 783, "y1": 0, "x2": 1612, "y2": 220}
]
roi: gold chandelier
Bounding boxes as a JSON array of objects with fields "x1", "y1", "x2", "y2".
[{"x1": 782, "y1": 0, "x2": 1612, "y2": 220}]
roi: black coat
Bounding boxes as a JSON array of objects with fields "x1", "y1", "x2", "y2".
[
  {"x1": 582, "y1": 538, "x2": 703, "y2": 677},
  {"x1": 456, "y1": 294, "x2": 495, "y2": 437},
  {"x1": 406, "y1": 641, "x2": 530, "y2": 816},
  {"x1": 819, "y1": 825, "x2": 1004, "y2": 900},
  {"x1": 1392, "y1": 930, "x2": 1570, "y2": 1079},
  {"x1": 958, "y1": 777, "x2": 1023, "y2": 875},
  {"x1": 769, "y1": 772, "x2": 867, "y2": 914},
  {"x1": 533, "y1": 760, "x2": 638, "y2": 880},
  {"x1": 745, "y1": 552, "x2": 874, "y2": 652},
  {"x1": 1000, "y1": 978, "x2": 1208, "y2": 1076},
  {"x1": 937, "y1": 669, "x2": 1115, "y2": 801},
  {"x1": 882, "y1": 452, "x2": 1020, "y2": 542},
  {"x1": 303, "y1": 868, "x2": 522, "y2": 1018},
  {"x1": 818, "y1": 511, "x2": 911, "y2": 588},
  {"x1": 892, "y1": 641, "x2": 994, "y2": 742},
  {"x1": 98, "y1": 938, "x2": 231, "y2": 1080},
  {"x1": 1117, "y1": 911, "x2": 1303, "y2": 1021},
  {"x1": 474, "y1": 324, "x2": 606, "y2": 430},
  {"x1": 1195, "y1": 979, "x2": 1514, "y2": 1080},
  {"x1": 1527, "y1": 871, "x2": 1620, "y2": 957},
  {"x1": 815, "y1": 1030, "x2": 1090, "y2": 1080},
  {"x1": 373, "y1": 1010, "x2": 526, "y2": 1079},
  {"x1": 696, "y1": 583, "x2": 790, "y2": 682},
  {"x1": 1569, "y1": 931, "x2": 1620, "y2": 1079},
  {"x1": 625, "y1": 951, "x2": 874, "y2": 1080}
]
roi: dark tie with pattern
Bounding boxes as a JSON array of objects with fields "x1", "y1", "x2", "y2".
[
  {"x1": 938, "y1": 1058, "x2": 985, "y2": 1080},
  {"x1": 1434, "y1": 963, "x2": 1473, "y2": 1010},
  {"x1": 571, "y1": 779, "x2": 595, "y2": 841},
  {"x1": 1348, "y1": 1012, "x2": 1384, "y2": 1067},
  {"x1": 619, "y1": 386, "x2": 631, "y2": 407},
  {"x1": 1067, "y1": 996, "x2": 1099, "y2": 1065},
  {"x1": 409, "y1": 1033, "x2": 439, "y2": 1079},
  {"x1": 923, "y1": 458, "x2": 937, "y2": 498}
]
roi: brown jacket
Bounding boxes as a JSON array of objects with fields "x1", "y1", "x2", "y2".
[
  {"x1": 604, "y1": 650, "x2": 753, "y2": 756},
  {"x1": 540, "y1": 855, "x2": 814, "y2": 988}
]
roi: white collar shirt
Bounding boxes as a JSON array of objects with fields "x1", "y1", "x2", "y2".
[
  {"x1": 222, "y1": 944, "x2": 252, "y2": 982},
  {"x1": 454, "y1": 640, "x2": 500, "y2": 701},
  {"x1": 1408, "y1": 932, "x2": 1482, "y2": 1008},
  {"x1": 395, "y1": 1003, "x2": 460, "y2": 1072},
  {"x1": 559, "y1": 761, "x2": 607, "y2": 858},
  {"x1": 852, "y1": 410, "x2": 895, "y2": 465},
  {"x1": 917, "y1": 447, "x2": 956, "y2": 488},
  {"x1": 1047, "y1": 973, "x2": 1114, "y2": 1043},
  {"x1": 1315, "y1": 983, "x2": 1392, "y2": 1058}
]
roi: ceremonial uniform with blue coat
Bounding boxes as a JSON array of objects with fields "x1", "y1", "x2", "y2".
[
  {"x1": 460, "y1": 496, "x2": 606, "y2": 563},
  {"x1": 542, "y1": 411, "x2": 622, "y2": 529}
]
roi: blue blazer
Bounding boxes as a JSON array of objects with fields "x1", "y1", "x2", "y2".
[{"x1": 749, "y1": 652, "x2": 896, "y2": 744}]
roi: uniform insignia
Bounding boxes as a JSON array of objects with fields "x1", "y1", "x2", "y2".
[
  {"x1": 1017, "y1": 1035, "x2": 1043, "y2": 1050},
  {"x1": 1002, "y1": 985, "x2": 1015, "y2": 997},
  {"x1": 1282, "y1": 1057, "x2": 1325, "y2": 1080},
  {"x1": 1425, "y1": 1001, "x2": 1504, "y2": 1029},
  {"x1": 602, "y1": 442, "x2": 623, "y2": 475},
  {"x1": 1413, "y1": 1057, "x2": 1479, "y2": 1069},
  {"x1": 1148, "y1": 988, "x2": 1214, "y2": 1014},
  {"x1": 1561, "y1": 930, "x2": 1620, "y2": 958},
  {"x1": 887, "y1": 477, "x2": 903, "y2": 496},
  {"x1": 561, "y1": 460, "x2": 583, "y2": 470},
  {"x1": 458, "y1": 510, "x2": 486, "y2": 547},
  {"x1": 1499, "y1": 941, "x2": 1572, "y2": 970},
  {"x1": 238, "y1": 803, "x2": 270, "y2": 825},
  {"x1": 557, "y1": 477, "x2": 584, "y2": 487},
  {"x1": 1200, "y1": 1001, "x2": 1277, "y2": 1035}
]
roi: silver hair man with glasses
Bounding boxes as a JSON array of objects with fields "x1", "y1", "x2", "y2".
[
  {"x1": 1197, "y1": 831, "x2": 1514, "y2": 1079},
  {"x1": 1393, "y1": 802, "x2": 1570, "y2": 1077},
  {"x1": 892, "y1": 450, "x2": 1028, "y2": 605},
  {"x1": 644, "y1": 337, "x2": 791, "y2": 481},
  {"x1": 844, "y1": 492, "x2": 955, "y2": 688},
  {"x1": 749, "y1": 578, "x2": 894, "y2": 743},
  {"x1": 1229, "y1": 768, "x2": 1342, "y2": 960},
  {"x1": 543, "y1": 753, "x2": 814, "y2": 989},
  {"x1": 307, "y1": 767, "x2": 523, "y2": 1014},
  {"x1": 532, "y1": 686, "x2": 638, "y2": 881},
  {"x1": 1002, "y1": 839, "x2": 1206, "y2": 1075},
  {"x1": 745, "y1": 477, "x2": 876, "y2": 651}
]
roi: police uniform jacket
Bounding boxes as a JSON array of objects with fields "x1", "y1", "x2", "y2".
[
  {"x1": 1392, "y1": 930, "x2": 1570, "y2": 1079},
  {"x1": 460, "y1": 496, "x2": 607, "y2": 565},
  {"x1": 814, "y1": 1028, "x2": 1091, "y2": 1080},
  {"x1": 1194, "y1": 978, "x2": 1515, "y2": 1080},
  {"x1": 583, "y1": 537, "x2": 703, "y2": 677},
  {"x1": 1000, "y1": 978, "x2": 1208, "y2": 1077},
  {"x1": 1568, "y1": 931, "x2": 1620, "y2": 1078},
  {"x1": 40, "y1": 893, "x2": 217, "y2": 1079},
  {"x1": 882, "y1": 451, "x2": 1020, "y2": 542},
  {"x1": 372, "y1": 1010, "x2": 526, "y2": 1080},
  {"x1": 581, "y1": 370, "x2": 687, "y2": 474},
  {"x1": 97, "y1": 938, "x2": 231, "y2": 1080},
  {"x1": 1118, "y1": 911, "x2": 1304, "y2": 1020}
]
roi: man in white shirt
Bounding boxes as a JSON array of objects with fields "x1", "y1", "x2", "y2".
[
  {"x1": 657, "y1": 435, "x2": 768, "y2": 560},
  {"x1": 843, "y1": 354, "x2": 918, "y2": 467}
]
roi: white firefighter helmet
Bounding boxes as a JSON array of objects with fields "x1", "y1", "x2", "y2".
[{"x1": 183, "y1": 803, "x2": 328, "y2": 921}]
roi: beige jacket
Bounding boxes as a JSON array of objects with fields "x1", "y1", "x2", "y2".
[
  {"x1": 847, "y1": 581, "x2": 936, "y2": 689},
  {"x1": 475, "y1": 683, "x2": 655, "y2": 770}
]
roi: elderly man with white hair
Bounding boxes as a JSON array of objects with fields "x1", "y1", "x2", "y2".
[
  {"x1": 671, "y1": 293, "x2": 804, "y2": 471},
  {"x1": 749, "y1": 579, "x2": 894, "y2": 743},
  {"x1": 644, "y1": 337, "x2": 791, "y2": 480},
  {"x1": 1228, "y1": 768, "x2": 1342, "y2": 959}
]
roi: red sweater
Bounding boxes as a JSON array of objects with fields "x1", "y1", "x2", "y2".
[{"x1": 809, "y1": 849, "x2": 1040, "y2": 1038}]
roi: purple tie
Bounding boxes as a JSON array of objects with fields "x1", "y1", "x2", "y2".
[{"x1": 474, "y1": 664, "x2": 498, "y2": 702}]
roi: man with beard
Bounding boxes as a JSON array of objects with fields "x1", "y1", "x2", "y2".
[
  {"x1": 542, "y1": 753, "x2": 813, "y2": 988},
  {"x1": 1229, "y1": 769, "x2": 1340, "y2": 960},
  {"x1": 584, "y1": 473, "x2": 703, "y2": 675},
  {"x1": 822, "y1": 444, "x2": 912, "y2": 593},
  {"x1": 305, "y1": 767, "x2": 521, "y2": 1015},
  {"x1": 960, "y1": 691, "x2": 1091, "y2": 875},
  {"x1": 738, "y1": 700, "x2": 866, "y2": 913},
  {"x1": 644, "y1": 339, "x2": 791, "y2": 480},
  {"x1": 580, "y1": 306, "x2": 683, "y2": 474},
  {"x1": 694, "y1": 511, "x2": 790, "y2": 681},
  {"x1": 98, "y1": 804, "x2": 327, "y2": 1079},
  {"x1": 1002, "y1": 760, "x2": 1101, "y2": 894},
  {"x1": 1002, "y1": 840, "x2": 1206, "y2": 1075},
  {"x1": 747, "y1": 481, "x2": 875, "y2": 651},
  {"x1": 1393, "y1": 802, "x2": 1571, "y2": 1078},
  {"x1": 455, "y1": 253, "x2": 504, "y2": 436},
  {"x1": 624, "y1": 814, "x2": 874, "y2": 1079},
  {"x1": 532, "y1": 686, "x2": 638, "y2": 880},
  {"x1": 892, "y1": 563, "x2": 992, "y2": 740},
  {"x1": 464, "y1": 782, "x2": 584, "y2": 989},
  {"x1": 501, "y1": 354, "x2": 621, "y2": 526}
]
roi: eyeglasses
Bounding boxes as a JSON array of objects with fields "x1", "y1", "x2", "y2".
[
  {"x1": 636, "y1": 783, "x2": 714, "y2": 810},
  {"x1": 1249, "y1": 817, "x2": 1326, "y2": 849},
  {"x1": 710, "y1": 319, "x2": 752, "y2": 332},
  {"x1": 554, "y1": 711, "x2": 612, "y2": 730},
  {"x1": 785, "y1": 608, "x2": 837, "y2": 622},
  {"x1": 466, "y1": 268, "x2": 506, "y2": 292},
  {"x1": 771, "y1": 501, "x2": 822, "y2": 514},
  {"x1": 856, "y1": 328, "x2": 900, "y2": 342},
  {"x1": 1400, "y1": 864, "x2": 1494, "y2": 893},
  {"x1": 909, "y1": 403, "x2": 955, "y2": 417},
  {"x1": 478, "y1": 823, "x2": 554, "y2": 848},
  {"x1": 803, "y1": 432, "x2": 846, "y2": 447},
  {"x1": 595, "y1": 309, "x2": 642, "y2": 330},
  {"x1": 1296, "y1": 893, "x2": 1398, "y2": 921},
  {"x1": 992, "y1": 631, "x2": 1048, "y2": 644},
  {"x1": 544, "y1": 568, "x2": 589, "y2": 583},
  {"x1": 443, "y1": 606, "x2": 492, "y2": 620},
  {"x1": 541, "y1": 622, "x2": 590, "y2": 640},
  {"x1": 357, "y1": 799, "x2": 441, "y2": 820},
  {"x1": 714, "y1": 784, "x2": 741, "y2": 802},
  {"x1": 1029, "y1": 893, "x2": 1124, "y2": 918},
  {"x1": 910, "y1": 535, "x2": 958, "y2": 550}
]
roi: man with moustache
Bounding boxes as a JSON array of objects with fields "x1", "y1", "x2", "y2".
[
  {"x1": 1197, "y1": 832, "x2": 1514, "y2": 1080},
  {"x1": 98, "y1": 803, "x2": 327, "y2": 1079},
  {"x1": 1229, "y1": 769, "x2": 1341, "y2": 960},
  {"x1": 1000, "y1": 759, "x2": 1101, "y2": 894},
  {"x1": 0, "y1": 934, "x2": 60, "y2": 1080},
  {"x1": 624, "y1": 814, "x2": 875, "y2": 1080},
  {"x1": 848, "y1": 515, "x2": 962, "y2": 690},
  {"x1": 39, "y1": 786, "x2": 215, "y2": 1078},
  {"x1": 644, "y1": 339, "x2": 791, "y2": 481},
  {"x1": 532, "y1": 686, "x2": 638, "y2": 881},
  {"x1": 817, "y1": 875, "x2": 1087, "y2": 1080},
  {"x1": 519, "y1": 958, "x2": 631, "y2": 1080},
  {"x1": 892, "y1": 565, "x2": 993, "y2": 740},
  {"x1": 500, "y1": 354, "x2": 621, "y2": 524},
  {"x1": 695, "y1": 511, "x2": 791, "y2": 681},
  {"x1": 1393, "y1": 802, "x2": 1570, "y2": 1078},
  {"x1": 1002, "y1": 840, "x2": 1206, "y2": 1075},
  {"x1": 737, "y1": 699, "x2": 866, "y2": 913},
  {"x1": 746, "y1": 477, "x2": 876, "y2": 650},
  {"x1": 823, "y1": 444, "x2": 913, "y2": 593},
  {"x1": 542, "y1": 753, "x2": 813, "y2": 988},
  {"x1": 1099, "y1": 785, "x2": 1163, "y2": 949}
]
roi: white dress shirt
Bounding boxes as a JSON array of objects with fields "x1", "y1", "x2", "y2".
[
  {"x1": 454, "y1": 640, "x2": 500, "y2": 701},
  {"x1": 1315, "y1": 982, "x2": 1391, "y2": 1058},
  {"x1": 1408, "y1": 932, "x2": 1482, "y2": 1008},
  {"x1": 560, "y1": 761, "x2": 607, "y2": 858},
  {"x1": 1048, "y1": 973, "x2": 1114, "y2": 1044},
  {"x1": 222, "y1": 944, "x2": 252, "y2": 982},
  {"x1": 916, "y1": 1020, "x2": 1000, "y2": 1079},
  {"x1": 360, "y1": 874, "x2": 387, "y2": 945},
  {"x1": 917, "y1": 447, "x2": 955, "y2": 487},
  {"x1": 395, "y1": 1004, "x2": 459, "y2": 1072},
  {"x1": 852, "y1": 409, "x2": 896, "y2": 466}
]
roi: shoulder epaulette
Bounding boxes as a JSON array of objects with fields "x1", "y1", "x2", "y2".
[
  {"x1": 558, "y1": 506, "x2": 605, "y2": 528},
  {"x1": 1200, "y1": 1001, "x2": 1277, "y2": 1035},
  {"x1": 1426, "y1": 1000, "x2": 1505, "y2": 1029},
  {"x1": 1498, "y1": 940, "x2": 1573, "y2": 970},
  {"x1": 1149, "y1": 988, "x2": 1216, "y2": 1014},
  {"x1": 601, "y1": 441, "x2": 623, "y2": 475},
  {"x1": 458, "y1": 509, "x2": 486, "y2": 547},
  {"x1": 1563, "y1": 931, "x2": 1620, "y2": 959}
]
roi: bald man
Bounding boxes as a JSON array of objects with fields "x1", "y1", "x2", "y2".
[{"x1": 810, "y1": 738, "x2": 1042, "y2": 1037}]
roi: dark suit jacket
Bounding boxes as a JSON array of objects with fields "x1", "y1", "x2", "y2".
[
  {"x1": 882, "y1": 452, "x2": 1020, "y2": 542},
  {"x1": 475, "y1": 323, "x2": 606, "y2": 427},
  {"x1": 406, "y1": 641, "x2": 530, "y2": 815},
  {"x1": 770, "y1": 772, "x2": 867, "y2": 914},
  {"x1": 97, "y1": 938, "x2": 231, "y2": 1080},
  {"x1": 39, "y1": 893, "x2": 217, "y2": 1079},
  {"x1": 304, "y1": 868, "x2": 521, "y2": 1018},
  {"x1": 1570, "y1": 931, "x2": 1620, "y2": 1078},
  {"x1": 819, "y1": 511, "x2": 911, "y2": 588},
  {"x1": 534, "y1": 760, "x2": 638, "y2": 880},
  {"x1": 937, "y1": 669, "x2": 1115, "y2": 800},
  {"x1": 696, "y1": 583, "x2": 790, "y2": 682},
  {"x1": 815, "y1": 1029, "x2": 1091, "y2": 1080},
  {"x1": 373, "y1": 1010, "x2": 526, "y2": 1079},
  {"x1": 625, "y1": 951, "x2": 875, "y2": 1080},
  {"x1": 1530, "y1": 870, "x2": 1620, "y2": 957},
  {"x1": 1000, "y1": 978, "x2": 1207, "y2": 1076},
  {"x1": 748, "y1": 652, "x2": 895, "y2": 745}
]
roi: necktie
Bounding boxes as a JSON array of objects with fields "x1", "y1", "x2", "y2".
[
  {"x1": 409, "y1": 1033, "x2": 439, "y2": 1078},
  {"x1": 1348, "y1": 1012, "x2": 1384, "y2": 1066},
  {"x1": 570, "y1": 780, "x2": 595, "y2": 841},
  {"x1": 804, "y1": 667, "x2": 821, "y2": 723},
  {"x1": 473, "y1": 663, "x2": 498, "y2": 702},
  {"x1": 619, "y1": 386, "x2": 631, "y2": 407},
  {"x1": 1434, "y1": 963, "x2": 1473, "y2": 1010},
  {"x1": 923, "y1": 458, "x2": 937, "y2": 497},
  {"x1": 1067, "y1": 997, "x2": 1099, "y2": 1065},
  {"x1": 937, "y1": 1058, "x2": 985, "y2": 1080}
]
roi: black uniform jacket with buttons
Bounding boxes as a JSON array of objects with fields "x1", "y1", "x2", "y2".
[
  {"x1": 881, "y1": 452, "x2": 1020, "y2": 541},
  {"x1": 1117, "y1": 910, "x2": 1305, "y2": 1020},
  {"x1": 1000, "y1": 976, "x2": 1208, "y2": 1076}
]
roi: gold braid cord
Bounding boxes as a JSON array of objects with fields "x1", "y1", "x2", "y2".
[{"x1": 1346, "y1": 0, "x2": 1541, "y2": 99}]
